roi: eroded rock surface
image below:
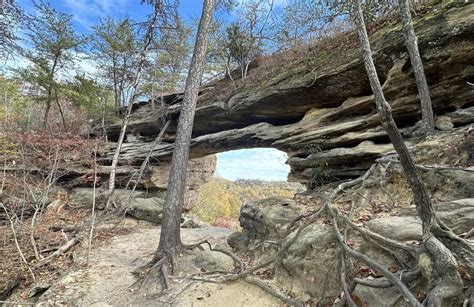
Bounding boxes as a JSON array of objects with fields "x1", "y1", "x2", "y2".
[
  {"x1": 92, "y1": 3, "x2": 474, "y2": 187},
  {"x1": 228, "y1": 191, "x2": 474, "y2": 303}
]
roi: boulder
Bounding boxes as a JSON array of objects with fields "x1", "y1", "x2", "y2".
[
  {"x1": 436, "y1": 199, "x2": 474, "y2": 233},
  {"x1": 353, "y1": 285, "x2": 409, "y2": 307},
  {"x1": 46, "y1": 199, "x2": 64, "y2": 213},
  {"x1": 126, "y1": 197, "x2": 165, "y2": 224},
  {"x1": 228, "y1": 196, "x2": 342, "y2": 301},
  {"x1": 275, "y1": 224, "x2": 341, "y2": 302},
  {"x1": 367, "y1": 199, "x2": 474, "y2": 241},
  {"x1": 68, "y1": 188, "x2": 147, "y2": 210},
  {"x1": 68, "y1": 188, "x2": 107, "y2": 210},
  {"x1": 239, "y1": 196, "x2": 304, "y2": 241},
  {"x1": 194, "y1": 250, "x2": 234, "y2": 272},
  {"x1": 366, "y1": 216, "x2": 422, "y2": 241},
  {"x1": 181, "y1": 214, "x2": 210, "y2": 229}
]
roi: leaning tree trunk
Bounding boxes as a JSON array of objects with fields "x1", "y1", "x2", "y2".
[
  {"x1": 152, "y1": 0, "x2": 215, "y2": 262},
  {"x1": 105, "y1": 7, "x2": 159, "y2": 210},
  {"x1": 351, "y1": 1, "x2": 463, "y2": 305},
  {"x1": 42, "y1": 99, "x2": 51, "y2": 129},
  {"x1": 54, "y1": 87, "x2": 66, "y2": 128},
  {"x1": 399, "y1": 0, "x2": 434, "y2": 136}
]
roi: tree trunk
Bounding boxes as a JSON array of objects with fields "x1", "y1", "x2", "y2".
[
  {"x1": 43, "y1": 54, "x2": 59, "y2": 129},
  {"x1": 112, "y1": 57, "x2": 119, "y2": 111},
  {"x1": 42, "y1": 99, "x2": 51, "y2": 129},
  {"x1": 399, "y1": 0, "x2": 434, "y2": 136},
  {"x1": 153, "y1": 0, "x2": 215, "y2": 260},
  {"x1": 54, "y1": 87, "x2": 66, "y2": 128},
  {"x1": 351, "y1": 1, "x2": 463, "y2": 304},
  {"x1": 105, "y1": 6, "x2": 159, "y2": 210}
]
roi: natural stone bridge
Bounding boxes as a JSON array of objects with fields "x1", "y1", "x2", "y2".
[{"x1": 93, "y1": 3, "x2": 474, "y2": 187}]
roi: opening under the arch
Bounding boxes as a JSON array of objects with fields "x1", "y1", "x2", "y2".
[{"x1": 215, "y1": 148, "x2": 290, "y2": 181}]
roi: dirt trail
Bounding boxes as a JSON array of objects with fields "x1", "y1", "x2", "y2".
[{"x1": 35, "y1": 219, "x2": 282, "y2": 306}]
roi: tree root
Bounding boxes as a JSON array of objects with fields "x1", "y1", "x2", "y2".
[
  {"x1": 130, "y1": 253, "x2": 172, "y2": 293},
  {"x1": 182, "y1": 239, "x2": 245, "y2": 272},
  {"x1": 134, "y1": 157, "x2": 470, "y2": 305},
  {"x1": 323, "y1": 175, "x2": 422, "y2": 306},
  {"x1": 422, "y1": 235, "x2": 463, "y2": 306},
  {"x1": 244, "y1": 276, "x2": 304, "y2": 306},
  {"x1": 339, "y1": 252, "x2": 357, "y2": 307},
  {"x1": 323, "y1": 158, "x2": 473, "y2": 306},
  {"x1": 190, "y1": 157, "x2": 467, "y2": 306},
  {"x1": 353, "y1": 268, "x2": 421, "y2": 288},
  {"x1": 132, "y1": 237, "x2": 247, "y2": 295}
]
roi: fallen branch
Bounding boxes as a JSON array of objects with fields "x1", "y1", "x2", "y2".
[{"x1": 34, "y1": 237, "x2": 80, "y2": 268}]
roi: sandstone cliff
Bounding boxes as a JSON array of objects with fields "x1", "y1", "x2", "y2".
[{"x1": 93, "y1": 2, "x2": 474, "y2": 187}]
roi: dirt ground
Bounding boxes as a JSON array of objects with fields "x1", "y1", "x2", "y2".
[{"x1": 19, "y1": 219, "x2": 283, "y2": 306}]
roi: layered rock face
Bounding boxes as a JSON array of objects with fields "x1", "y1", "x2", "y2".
[
  {"x1": 94, "y1": 3, "x2": 474, "y2": 187},
  {"x1": 143, "y1": 155, "x2": 216, "y2": 211},
  {"x1": 64, "y1": 155, "x2": 216, "y2": 221}
]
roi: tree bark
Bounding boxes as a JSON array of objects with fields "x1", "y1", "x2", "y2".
[
  {"x1": 153, "y1": 0, "x2": 215, "y2": 260},
  {"x1": 399, "y1": 0, "x2": 434, "y2": 136},
  {"x1": 352, "y1": 0, "x2": 435, "y2": 237},
  {"x1": 42, "y1": 99, "x2": 51, "y2": 129},
  {"x1": 54, "y1": 87, "x2": 66, "y2": 128},
  {"x1": 106, "y1": 6, "x2": 159, "y2": 209},
  {"x1": 112, "y1": 55, "x2": 120, "y2": 111},
  {"x1": 43, "y1": 53, "x2": 60, "y2": 129},
  {"x1": 351, "y1": 1, "x2": 463, "y2": 304}
]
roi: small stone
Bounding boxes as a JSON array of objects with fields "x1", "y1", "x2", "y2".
[{"x1": 435, "y1": 116, "x2": 454, "y2": 131}]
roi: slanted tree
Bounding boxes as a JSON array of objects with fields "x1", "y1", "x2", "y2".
[
  {"x1": 105, "y1": 2, "x2": 166, "y2": 210},
  {"x1": 19, "y1": 1, "x2": 84, "y2": 128},
  {"x1": 398, "y1": 0, "x2": 434, "y2": 136},
  {"x1": 140, "y1": 0, "x2": 216, "y2": 287},
  {"x1": 351, "y1": 0, "x2": 468, "y2": 305}
]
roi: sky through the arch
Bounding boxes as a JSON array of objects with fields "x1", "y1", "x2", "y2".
[{"x1": 216, "y1": 148, "x2": 290, "y2": 181}]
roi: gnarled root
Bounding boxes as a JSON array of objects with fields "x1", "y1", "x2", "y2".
[
  {"x1": 131, "y1": 249, "x2": 177, "y2": 293},
  {"x1": 422, "y1": 235, "x2": 464, "y2": 306}
]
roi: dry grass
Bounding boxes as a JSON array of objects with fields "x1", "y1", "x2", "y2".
[{"x1": 0, "y1": 204, "x2": 135, "y2": 301}]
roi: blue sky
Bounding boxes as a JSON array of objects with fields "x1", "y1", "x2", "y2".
[
  {"x1": 216, "y1": 148, "x2": 290, "y2": 181},
  {"x1": 17, "y1": 0, "x2": 206, "y2": 34}
]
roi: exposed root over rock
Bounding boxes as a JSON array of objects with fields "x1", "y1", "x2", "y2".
[{"x1": 191, "y1": 159, "x2": 473, "y2": 306}]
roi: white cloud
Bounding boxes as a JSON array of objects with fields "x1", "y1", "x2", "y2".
[
  {"x1": 3, "y1": 51, "x2": 97, "y2": 81},
  {"x1": 61, "y1": 0, "x2": 130, "y2": 28}
]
